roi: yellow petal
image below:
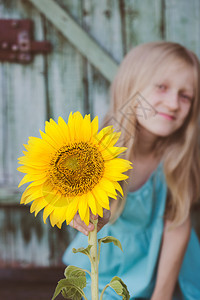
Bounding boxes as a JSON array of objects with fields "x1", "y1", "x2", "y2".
[
  {"x1": 18, "y1": 173, "x2": 46, "y2": 188},
  {"x1": 20, "y1": 186, "x2": 30, "y2": 204},
  {"x1": 23, "y1": 197, "x2": 34, "y2": 205},
  {"x1": 96, "y1": 126, "x2": 114, "y2": 145},
  {"x1": 104, "y1": 170, "x2": 129, "y2": 181},
  {"x1": 42, "y1": 191, "x2": 61, "y2": 207},
  {"x1": 27, "y1": 179, "x2": 48, "y2": 188},
  {"x1": 106, "y1": 192, "x2": 117, "y2": 199},
  {"x1": 50, "y1": 207, "x2": 67, "y2": 227},
  {"x1": 92, "y1": 185, "x2": 110, "y2": 209},
  {"x1": 65, "y1": 197, "x2": 79, "y2": 224},
  {"x1": 101, "y1": 146, "x2": 127, "y2": 160},
  {"x1": 22, "y1": 185, "x2": 42, "y2": 198},
  {"x1": 95, "y1": 201, "x2": 103, "y2": 217},
  {"x1": 113, "y1": 181, "x2": 124, "y2": 197},
  {"x1": 55, "y1": 195, "x2": 70, "y2": 207},
  {"x1": 24, "y1": 188, "x2": 43, "y2": 204},
  {"x1": 74, "y1": 112, "x2": 84, "y2": 141},
  {"x1": 78, "y1": 194, "x2": 88, "y2": 221},
  {"x1": 27, "y1": 136, "x2": 55, "y2": 153},
  {"x1": 91, "y1": 116, "x2": 98, "y2": 137},
  {"x1": 98, "y1": 132, "x2": 121, "y2": 151},
  {"x1": 87, "y1": 192, "x2": 97, "y2": 215},
  {"x1": 18, "y1": 155, "x2": 49, "y2": 168},
  {"x1": 105, "y1": 158, "x2": 132, "y2": 171},
  {"x1": 98, "y1": 178, "x2": 117, "y2": 195},
  {"x1": 45, "y1": 119, "x2": 64, "y2": 145},
  {"x1": 17, "y1": 165, "x2": 47, "y2": 175},
  {"x1": 40, "y1": 130, "x2": 59, "y2": 149},
  {"x1": 34, "y1": 198, "x2": 48, "y2": 216},
  {"x1": 55, "y1": 221, "x2": 63, "y2": 229},
  {"x1": 82, "y1": 114, "x2": 92, "y2": 142},
  {"x1": 50, "y1": 118, "x2": 67, "y2": 142},
  {"x1": 67, "y1": 112, "x2": 75, "y2": 142},
  {"x1": 30, "y1": 197, "x2": 47, "y2": 214},
  {"x1": 58, "y1": 116, "x2": 70, "y2": 143},
  {"x1": 43, "y1": 204, "x2": 55, "y2": 224},
  {"x1": 83, "y1": 206, "x2": 90, "y2": 226}
]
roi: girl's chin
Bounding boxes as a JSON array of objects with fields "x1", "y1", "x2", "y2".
[
  {"x1": 141, "y1": 126, "x2": 177, "y2": 137},
  {"x1": 138, "y1": 121, "x2": 180, "y2": 137}
]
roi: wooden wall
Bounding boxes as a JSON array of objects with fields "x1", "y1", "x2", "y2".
[{"x1": 0, "y1": 0, "x2": 200, "y2": 268}]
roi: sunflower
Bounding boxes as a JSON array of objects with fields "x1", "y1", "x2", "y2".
[{"x1": 18, "y1": 112, "x2": 132, "y2": 228}]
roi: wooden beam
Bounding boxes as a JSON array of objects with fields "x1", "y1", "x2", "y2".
[
  {"x1": 27, "y1": 0, "x2": 118, "y2": 82},
  {"x1": 0, "y1": 187, "x2": 21, "y2": 204}
]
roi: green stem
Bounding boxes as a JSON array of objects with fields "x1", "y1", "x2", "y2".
[
  {"x1": 75, "y1": 286, "x2": 88, "y2": 300},
  {"x1": 88, "y1": 218, "x2": 99, "y2": 300},
  {"x1": 99, "y1": 284, "x2": 109, "y2": 300},
  {"x1": 82, "y1": 269, "x2": 91, "y2": 277},
  {"x1": 81, "y1": 291, "x2": 88, "y2": 300},
  {"x1": 97, "y1": 241, "x2": 101, "y2": 264}
]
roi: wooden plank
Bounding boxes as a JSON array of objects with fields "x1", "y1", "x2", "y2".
[
  {"x1": 0, "y1": 205, "x2": 77, "y2": 267},
  {"x1": 0, "y1": 207, "x2": 49, "y2": 267},
  {"x1": 0, "y1": 65, "x2": 5, "y2": 183},
  {"x1": 165, "y1": 0, "x2": 200, "y2": 58},
  {"x1": 124, "y1": 0, "x2": 163, "y2": 52},
  {"x1": 82, "y1": 0, "x2": 124, "y2": 124},
  {"x1": 44, "y1": 0, "x2": 86, "y2": 121},
  {"x1": 0, "y1": 186, "x2": 21, "y2": 204},
  {"x1": 28, "y1": 0, "x2": 118, "y2": 82},
  {"x1": 0, "y1": 1, "x2": 47, "y2": 189}
]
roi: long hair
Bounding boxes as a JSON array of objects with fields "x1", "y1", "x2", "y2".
[{"x1": 103, "y1": 41, "x2": 200, "y2": 226}]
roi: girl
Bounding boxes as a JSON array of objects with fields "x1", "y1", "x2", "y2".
[{"x1": 63, "y1": 41, "x2": 200, "y2": 300}]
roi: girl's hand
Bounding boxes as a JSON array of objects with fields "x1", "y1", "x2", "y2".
[{"x1": 69, "y1": 209, "x2": 111, "y2": 236}]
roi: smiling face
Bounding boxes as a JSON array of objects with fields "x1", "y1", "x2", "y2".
[{"x1": 137, "y1": 62, "x2": 195, "y2": 137}]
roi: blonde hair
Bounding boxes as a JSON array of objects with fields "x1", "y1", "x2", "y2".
[{"x1": 103, "y1": 41, "x2": 200, "y2": 226}]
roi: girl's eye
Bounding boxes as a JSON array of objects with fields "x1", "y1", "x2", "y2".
[
  {"x1": 180, "y1": 94, "x2": 192, "y2": 102},
  {"x1": 156, "y1": 84, "x2": 167, "y2": 91}
]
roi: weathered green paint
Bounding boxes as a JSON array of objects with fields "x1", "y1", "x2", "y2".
[
  {"x1": 0, "y1": 205, "x2": 77, "y2": 267},
  {"x1": 0, "y1": 0, "x2": 47, "y2": 191},
  {"x1": 81, "y1": 0, "x2": 124, "y2": 124},
  {"x1": 165, "y1": 0, "x2": 200, "y2": 56},
  {"x1": 124, "y1": 0, "x2": 163, "y2": 50},
  {"x1": 28, "y1": 0, "x2": 119, "y2": 82},
  {"x1": 0, "y1": 186, "x2": 21, "y2": 204}
]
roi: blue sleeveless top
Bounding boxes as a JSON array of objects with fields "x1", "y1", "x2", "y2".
[{"x1": 62, "y1": 163, "x2": 200, "y2": 299}]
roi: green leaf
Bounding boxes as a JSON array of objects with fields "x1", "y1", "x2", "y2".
[
  {"x1": 98, "y1": 236, "x2": 123, "y2": 252},
  {"x1": 108, "y1": 276, "x2": 130, "y2": 300},
  {"x1": 64, "y1": 265, "x2": 86, "y2": 283},
  {"x1": 52, "y1": 278, "x2": 86, "y2": 300},
  {"x1": 52, "y1": 266, "x2": 87, "y2": 300},
  {"x1": 72, "y1": 245, "x2": 92, "y2": 256},
  {"x1": 51, "y1": 278, "x2": 69, "y2": 300}
]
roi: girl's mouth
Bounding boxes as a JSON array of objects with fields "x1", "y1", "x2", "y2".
[{"x1": 158, "y1": 112, "x2": 175, "y2": 120}]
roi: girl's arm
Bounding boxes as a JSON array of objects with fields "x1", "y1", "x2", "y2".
[{"x1": 151, "y1": 216, "x2": 191, "y2": 300}]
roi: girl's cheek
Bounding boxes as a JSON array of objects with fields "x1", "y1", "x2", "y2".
[
  {"x1": 182, "y1": 101, "x2": 192, "y2": 113},
  {"x1": 148, "y1": 95, "x2": 159, "y2": 106},
  {"x1": 180, "y1": 107, "x2": 191, "y2": 121}
]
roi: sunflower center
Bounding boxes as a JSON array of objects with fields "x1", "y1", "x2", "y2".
[
  {"x1": 49, "y1": 142, "x2": 104, "y2": 196},
  {"x1": 63, "y1": 156, "x2": 79, "y2": 170}
]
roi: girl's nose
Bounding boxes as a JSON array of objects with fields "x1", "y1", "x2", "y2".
[{"x1": 165, "y1": 91, "x2": 179, "y2": 111}]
